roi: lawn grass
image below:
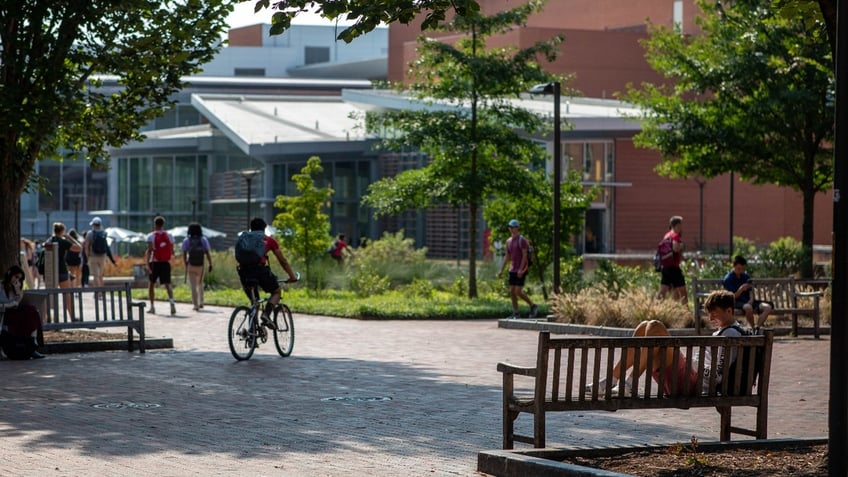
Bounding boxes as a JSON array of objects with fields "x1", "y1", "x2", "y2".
[{"x1": 141, "y1": 283, "x2": 545, "y2": 320}]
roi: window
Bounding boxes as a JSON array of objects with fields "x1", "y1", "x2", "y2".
[
  {"x1": 234, "y1": 68, "x2": 266, "y2": 77},
  {"x1": 304, "y1": 46, "x2": 330, "y2": 65},
  {"x1": 673, "y1": 0, "x2": 683, "y2": 32}
]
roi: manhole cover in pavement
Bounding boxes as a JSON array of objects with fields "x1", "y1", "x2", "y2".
[
  {"x1": 91, "y1": 402, "x2": 162, "y2": 410},
  {"x1": 320, "y1": 396, "x2": 392, "y2": 403}
]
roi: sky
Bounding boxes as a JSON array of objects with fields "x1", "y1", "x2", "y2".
[{"x1": 226, "y1": 2, "x2": 357, "y2": 30}]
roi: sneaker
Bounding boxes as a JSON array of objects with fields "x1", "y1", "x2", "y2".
[
  {"x1": 610, "y1": 384, "x2": 632, "y2": 397},
  {"x1": 170, "y1": 303, "x2": 177, "y2": 316},
  {"x1": 149, "y1": 306, "x2": 155, "y2": 315},
  {"x1": 529, "y1": 304, "x2": 539, "y2": 319},
  {"x1": 584, "y1": 378, "x2": 608, "y2": 395},
  {"x1": 261, "y1": 314, "x2": 274, "y2": 328}
]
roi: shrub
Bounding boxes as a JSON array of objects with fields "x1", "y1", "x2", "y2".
[{"x1": 551, "y1": 286, "x2": 690, "y2": 329}]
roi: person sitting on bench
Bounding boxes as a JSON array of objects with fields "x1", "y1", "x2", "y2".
[
  {"x1": 722, "y1": 255, "x2": 772, "y2": 333},
  {"x1": 0, "y1": 265, "x2": 45, "y2": 359},
  {"x1": 586, "y1": 290, "x2": 740, "y2": 397}
]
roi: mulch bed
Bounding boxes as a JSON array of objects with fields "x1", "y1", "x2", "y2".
[
  {"x1": 563, "y1": 442, "x2": 828, "y2": 476},
  {"x1": 42, "y1": 330, "x2": 127, "y2": 343}
]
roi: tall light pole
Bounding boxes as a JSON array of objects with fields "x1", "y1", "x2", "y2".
[
  {"x1": 694, "y1": 177, "x2": 706, "y2": 250},
  {"x1": 67, "y1": 194, "x2": 83, "y2": 231},
  {"x1": 240, "y1": 169, "x2": 262, "y2": 230},
  {"x1": 530, "y1": 82, "x2": 562, "y2": 293}
]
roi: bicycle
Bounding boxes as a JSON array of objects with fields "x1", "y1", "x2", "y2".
[{"x1": 228, "y1": 273, "x2": 298, "y2": 361}]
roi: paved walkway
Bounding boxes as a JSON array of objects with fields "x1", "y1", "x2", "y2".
[{"x1": 0, "y1": 301, "x2": 829, "y2": 476}]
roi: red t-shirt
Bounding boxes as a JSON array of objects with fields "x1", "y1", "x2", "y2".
[
  {"x1": 261, "y1": 235, "x2": 280, "y2": 265},
  {"x1": 663, "y1": 230, "x2": 682, "y2": 267}
]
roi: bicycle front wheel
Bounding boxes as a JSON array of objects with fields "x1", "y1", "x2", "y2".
[
  {"x1": 228, "y1": 305, "x2": 257, "y2": 361},
  {"x1": 273, "y1": 304, "x2": 295, "y2": 357}
]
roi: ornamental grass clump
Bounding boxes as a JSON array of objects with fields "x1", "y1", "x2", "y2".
[{"x1": 551, "y1": 286, "x2": 691, "y2": 329}]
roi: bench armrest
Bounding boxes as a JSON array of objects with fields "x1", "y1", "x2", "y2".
[
  {"x1": 497, "y1": 362, "x2": 536, "y2": 377},
  {"x1": 794, "y1": 291, "x2": 823, "y2": 298}
]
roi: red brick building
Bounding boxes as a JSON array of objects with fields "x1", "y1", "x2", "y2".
[{"x1": 388, "y1": 0, "x2": 833, "y2": 254}]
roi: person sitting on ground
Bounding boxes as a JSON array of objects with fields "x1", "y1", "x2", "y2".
[
  {"x1": 585, "y1": 290, "x2": 741, "y2": 397},
  {"x1": 237, "y1": 218, "x2": 297, "y2": 325},
  {"x1": 0, "y1": 265, "x2": 45, "y2": 359},
  {"x1": 722, "y1": 255, "x2": 772, "y2": 333}
]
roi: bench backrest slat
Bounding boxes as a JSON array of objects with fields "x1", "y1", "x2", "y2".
[{"x1": 538, "y1": 332, "x2": 772, "y2": 404}]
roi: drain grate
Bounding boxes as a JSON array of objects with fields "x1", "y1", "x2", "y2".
[
  {"x1": 91, "y1": 402, "x2": 162, "y2": 410},
  {"x1": 320, "y1": 396, "x2": 392, "y2": 403}
]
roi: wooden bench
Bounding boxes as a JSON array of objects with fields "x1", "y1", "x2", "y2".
[
  {"x1": 498, "y1": 330, "x2": 774, "y2": 449},
  {"x1": 24, "y1": 283, "x2": 147, "y2": 352},
  {"x1": 691, "y1": 277, "x2": 824, "y2": 338}
]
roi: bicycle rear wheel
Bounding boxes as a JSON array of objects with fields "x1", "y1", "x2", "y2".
[
  {"x1": 272, "y1": 304, "x2": 295, "y2": 357},
  {"x1": 228, "y1": 305, "x2": 257, "y2": 361}
]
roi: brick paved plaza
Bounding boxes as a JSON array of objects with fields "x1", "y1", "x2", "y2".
[{"x1": 0, "y1": 302, "x2": 829, "y2": 476}]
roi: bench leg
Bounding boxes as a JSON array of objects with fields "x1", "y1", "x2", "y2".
[
  {"x1": 718, "y1": 406, "x2": 731, "y2": 441},
  {"x1": 756, "y1": 404, "x2": 768, "y2": 439},
  {"x1": 503, "y1": 410, "x2": 517, "y2": 450},
  {"x1": 533, "y1": 409, "x2": 545, "y2": 448}
]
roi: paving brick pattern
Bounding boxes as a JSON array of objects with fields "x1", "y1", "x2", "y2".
[{"x1": 0, "y1": 301, "x2": 829, "y2": 476}]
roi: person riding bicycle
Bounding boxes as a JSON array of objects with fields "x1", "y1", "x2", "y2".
[{"x1": 237, "y1": 218, "x2": 297, "y2": 325}]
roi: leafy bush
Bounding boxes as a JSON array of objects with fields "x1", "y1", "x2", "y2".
[{"x1": 759, "y1": 237, "x2": 803, "y2": 277}]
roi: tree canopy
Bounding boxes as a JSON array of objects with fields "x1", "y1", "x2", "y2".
[
  {"x1": 625, "y1": 0, "x2": 833, "y2": 277},
  {"x1": 362, "y1": 0, "x2": 567, "y2": 298},
  {"x1": 274, "y1": 156, "x2": 334, "y2": 289},
  {"x1": 0, "y1": 0, "x2": 234, "y2": 272},
  {"x1": 253, "y1": 0, "x2": 481, "y2": 40}
]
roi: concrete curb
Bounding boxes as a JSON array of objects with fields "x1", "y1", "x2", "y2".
[
  {"x1": 477, "y1": 437, "x2": 828, "y2": 477},
  {"x1": 40, "y1": 338, "x2": 174, "y2": 354}
]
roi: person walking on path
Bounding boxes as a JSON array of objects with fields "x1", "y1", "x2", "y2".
[
  {"x1": 64, "y1": 229, "x2": 84, "y2": 287},
  {"x1": 497, "y1": 219, "x2": 538, "y2": 319},
  {"x1": 657, "y1": 215, "x2": 688, "y2": 306},
  {"x1": 48, "y1": 222, "x2": 81, "y2": 319},
  {"x1": 181, "y1": 223, "x2": 213, "y2": 312},
  {"x1": 84, "y1": 217, "x2": 116, "y2": 292},
  {"x1": 144, "y1": 216, "x2": 176, "y2": 315},
  {"x1": 329, "y1": 233, "x2": 353, "y2": 265}
]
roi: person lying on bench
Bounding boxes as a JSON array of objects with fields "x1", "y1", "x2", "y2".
[{"x1": 585, "y1": 290, "x2": 740, "y2": 397}]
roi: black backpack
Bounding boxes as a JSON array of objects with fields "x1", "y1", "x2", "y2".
[
  {"x1": 187, "y1": 237, "x2": 205, "y2": 266},
  {"x1": 91, "y1": 230, "x2": 109, "y2": 255},
  {"x1": 720, "y1": 324, "x2": 764, "y2": 396}
]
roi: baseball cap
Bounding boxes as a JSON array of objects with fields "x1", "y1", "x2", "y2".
[
  {"x1": 90, "y1": 217, "x2": 102, "y2": 226},
  {"x1": 508, "y1": 219, "x2": 519, "y2": 228}
]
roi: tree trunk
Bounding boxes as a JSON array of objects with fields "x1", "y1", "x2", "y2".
[
  {"x1": 0, "y1": 180, "x2": 22, "y2": 275},
  {"x1": 800, "y1": 187, "x2": 816, "y2": 279}
]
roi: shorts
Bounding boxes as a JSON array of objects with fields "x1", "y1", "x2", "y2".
[
  {"x1": 148, "y1": 261, "x2": 172, "y2": 285},
  {"x1": 238, "y1": 265, "x2": 280, "y2": 300},
  {"x1": 736, "y1": 299, "x2": 773, "y2": 313},
  {"x1": 660, "y1": 266, "x2": 686, "y2": 288},
  {"x1": 508, "y1": 271, "x2": 526, "y2": 287},
  {"x1": 652, "y1": 356, "x2": 700, "y2": 397},
  {"x1": 88, "y1": 254, "x2": 106, "y2": 279}
]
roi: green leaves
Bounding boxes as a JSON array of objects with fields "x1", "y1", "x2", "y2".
[
  {"x1": 260, "y1": 0, "x2": 482, "y2": 41},
  {"x1": 625, "y1": 0, "x2": 832, "y2": 277}
]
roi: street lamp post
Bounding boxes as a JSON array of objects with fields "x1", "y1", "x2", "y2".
[
  {"x1": 67, "y1": 194, "x2": 83, "y2": 231},
  {"x1": 240, "y1": 169, "x2": 262, "y2": 229},
  {"x1": 530, "y1": 82, "x2": 562, "y2": 293},
  {"x1": 694, "y1": 177, "x2": 706, "y2": 250}
]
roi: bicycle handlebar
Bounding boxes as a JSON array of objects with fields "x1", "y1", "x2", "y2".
[{"x1": 279, "y1": 272, "x2": 300, "y2": 284}]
